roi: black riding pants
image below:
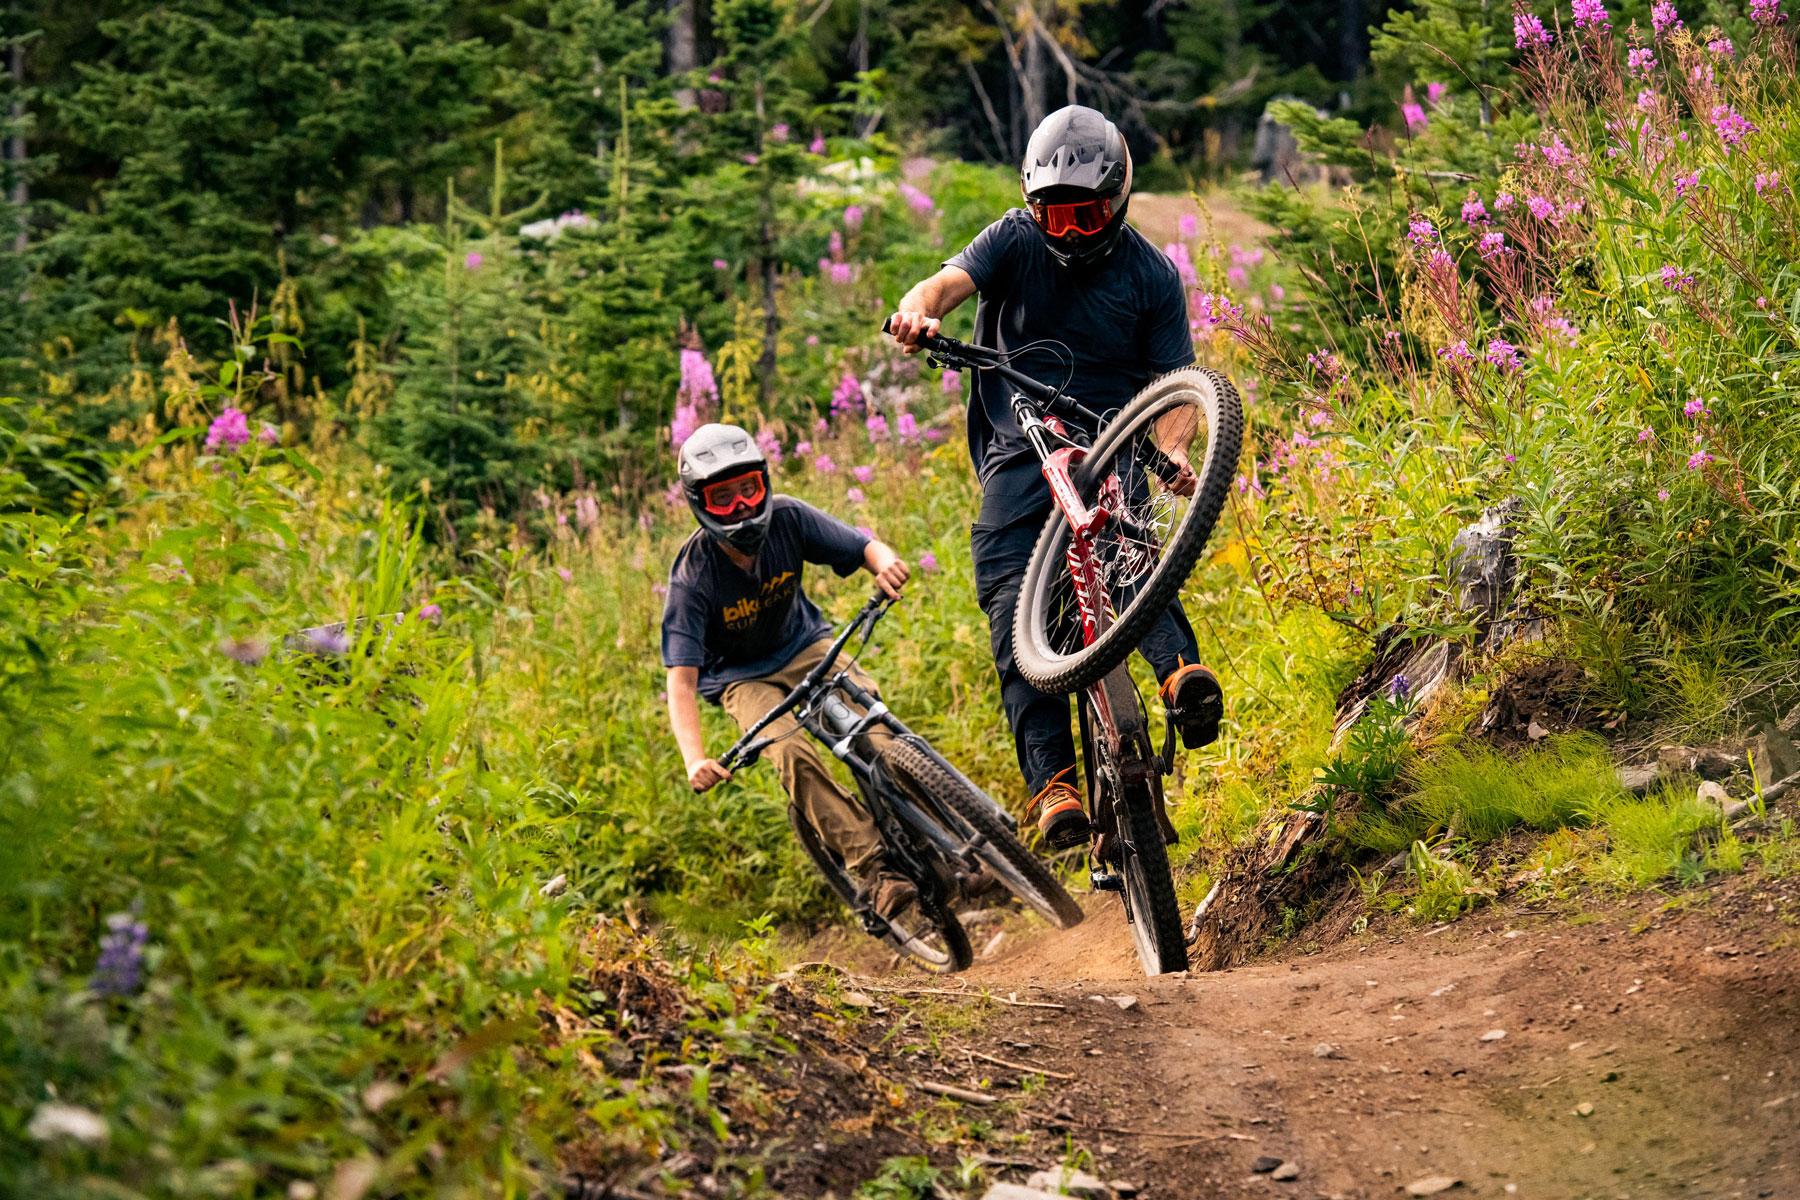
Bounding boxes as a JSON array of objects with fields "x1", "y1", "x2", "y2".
[{"x1": 970, "y1": 466, "x2": 1202, "y2": 795}]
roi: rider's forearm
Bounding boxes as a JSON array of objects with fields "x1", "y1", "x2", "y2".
[
  {"x1": 666, "y1": 668, "x2": 708, "y2": 767},
  {"x1": 898, "y1": 277, "x2": 950, "y2": 319},
  {"x1": 864, "y1": 540, "x2": 900, "y2": 573}
]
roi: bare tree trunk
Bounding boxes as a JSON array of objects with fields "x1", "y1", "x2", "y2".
[
  {"x1": 1339, "y1": 0, "x2": 1366, "y2": 89},
  {"x1": 6, "y1": 33, "x2": 24, "y2": 254},
  {"x1": 668, "y1": 0, "x2": 699, "y2": 108},
  {"x1": 753, "y1": 76, "x2": 777, "y2": 415},
  {"x1": 1021, "y1": 2, "x2": 1047, "y2": 132}
]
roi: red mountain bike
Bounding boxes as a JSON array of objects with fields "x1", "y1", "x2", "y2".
[{"x1": 884, "y1": 319, "x2": 1243, "y2": 974}]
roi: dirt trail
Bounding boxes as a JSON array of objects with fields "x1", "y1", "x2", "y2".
[{"x1": 827, "y1": 876, "x2": 1800, "y2": 1200}]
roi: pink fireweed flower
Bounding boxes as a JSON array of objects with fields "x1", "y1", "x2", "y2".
[
  {"x1": 664, "y1": 482, "x2": 684, "y2": 508},
  {"x1": 205, "y1": 407, "x2": 251, "y2": 452},
  {"x1": 828, "y1": 230, "x2": 844, "y2": 259},
  {"x1": 794, "y1": 439, "x2": 812, "y2": 457},
  {"x1": 864, "y1": 412, "x2": 889, "y2": 440},
  {"x1": 1438, "y1": 340, "x2": 1476, "y2": 365},
  {"x1": 1402, "y1": 101, "x2": 1428, "y2": 131},
  {"x1": 1164, "y1": 241, "x2": 1198, "y2": 290},
  {"x1": 1307, "y1": 408, "x2": 1333, "y2": 427},
  {"x1": 258, "y1": 422, "x2": 279, "y2": 446},
  {"x1": 1710, "y1": 104, "x2": 1756, "y2": 150},
  {"x1": 1757, "y1": 296, "x2": 1771, "y2": 309},
  {"x1": 679, "y1": 348, "x2": 720, "y2": 406},
  {"x1": 1659, "y1": 264, "x2": 1695, "y2": 291},
  {"x1": 1178, "y1": 213, "x2": 1200, "y2": 240},
  {"x1": 831, "y1": 372, "x2": 864, "y2": 415},
  {"x1": 1636, "y1": 88, "x2": 1660, "y2": 113},
  {"x1": 1462, "y1": 194, "x2": 1490, "y2": 224},
  {"x1": 1540, "y1": 134, "x2": 1575, "y2": 167},
  {"x1": 1687, "y1": 448, "x2": 1714, "y2": 469},
  {"x1": 1527, "y1": 195, "x2": 1556, "y2": 221},
  {"x1": 1638, "y1": 427, "x2": 1655, "y2": 443},
  {"x1": 1751, "y1": 0, "x2": 1785, "y2": 24},
  {"x1": 1657, "y1": 488, "x2": 1671, "y2": 501},
  {"x1": 1486, "y1": 339, "x2": 1525, "y2": 372},
  {"x1": 769, "y1": 122, "x2": 789, "y2": 143},
  {"x1": 1515, "y1": 10, "x2": 1552, "y2": 46},
  {"x1": 1478, "y1": 230, "x2": 1509, "y2": 258},
  {"x1": 1306, "y1": 349, "x2": 1345, "y2": 380},
  {"x1": 575, "y1": 495, "x2": 600, "y2": 529},
  {"x1": 1192, "y1": 292, "x2": 1244, "y2": 327},
  {"x1": 1406, "y1": 215, "x2": 1437, "y2": 244},
  {"x1": 742, "y1": 153, "x2": 759, "y2": 165},
  {"x1": 1231, "y1": 245, "x2": 1266, "y2": 267},
  {"x1": 825, "y1": 261, "x2": 854, "y2": 285},
  {"x1": 1545, "y1": 316, "x2": 1580, "y2": 346},
  {"x1": 1651, "y1": 0, "x2": 1682, "y2": 36},
  {"x1": 1226, "y1": 266, "x2": 1247, "y2": 286},
  {"x1": 942, "y1": 368, "x2": 961, "y2": 393},
  {"x1": 713, "y1": 258, "x2": 730, "y2": 271},
  {"x1": 846, "y1": 486, "x2": 866, "y2": 504},
  {"x1": 670, "y1": 403, "x2": 701, "y2": 448},
  {"x1": 896, "y1": 411, "x2": 919, "y2": 441},
  {"x1": 1269, "y1": 283, "x2": 1286, "y2": 302},
  {"x1": 1571, "y1": 0, "x2": 1609, "y2": 29},
  {"x1": 1683, "y1": 395, "x2": 1711, "y2": 418},
  {"x1": 419, "y1": 603, "x2": 443, "y2": 622},
  {"x1": 919, "y1": 551, "x2": 940, "y2": 573},
  {"x1": 898, "y1": 183, "x2": 935, "y2": 215},
  {"x1": 1495, "y1": 191, "x2": 1516, "y2": 211},
  {"x1": 1756, "y1": 171, "x2": 1781, "y2": 195},
  {"x1": 1674, "y1": 171, "x2": 1701, "y2": 199},
  {"x1": 1707, "y1": 36, "x2": 1734, "y2": 55},
  {"x1": 557, "y1": 567, "x2": 574, "y2": 582},
  {"x1": 755, "y1": 428, "x2": 783, "y2": 464},
  {"x1": 810, "y1": 130, "x2": 827, "y2": 154},
  {"x1": 844, "y1": 204, "x2": 864, "y2": 231},
  {"x1": 464, "y1": 251, "x2": 483, "y2": 270},
  {"x1": 1628, "y1": 46, "x2": 1657, "y2": 75},
  {"x1": 1426, "y1": 81, "x2": 1448, "y2": 105},
  {"x1": 813, "y1": 454, "x2": 837, "y2": 474},
  {"x1": 851, "y1": 464, "x2": 874, "y2": 483},
  {"x1": 923, "y1": 428, "x2": 944, "y2": 443}
]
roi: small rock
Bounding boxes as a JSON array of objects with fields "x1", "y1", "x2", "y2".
[
  {"x1": 1749, "y1": 723, "x2": 1800, "y2": 788},
  {"x1": 1617, "y1": 763, "x2": 1662, "y2": 795},
  {"x1": 1024, "y1": 1167, "x2": 1111, "y2": 1198},
  {"x1": 1312, "y1": 1042, "x2": 1343, "y2": 1059},
  {"x1": 1480, "y1": 1029, "x2": 1507, "y2": 1042},
  {"x1": 538, "y1": 873, "x2": 568, "y2": 898},
  {"x1": 1526, "y1": 719, "x2": 1549, "y2": 741},
  {"x1": 26, "y1": 1102, "x2": 109, "y2": 1145},
  {"x1": 288, "y1": 1183, "x2": 319, "y2": 1200},
  {"x1": 1574, "y1": 1101, "x2": 1595, "y2": 1117},
  {"x1": 1251, "y1": 1156, "x2": 1283, "y2": 1173},
  {"x1": 981, "y1": 930, "x2": 1007, "y2": 960},
  {"x1": 1405, "y1": 1177, "x2": 1463, "y2": 1197},
  {"x1": 839, "y1": 990, "x2": 874, "y2": 1008},
  {"x1": 1270, "y1": 1161, "x2": 1301, "y2": 1181},
  {"x1": 1108, "y1": 1182, "x2": 1142, "y2": 1198},
  {"x1": 1109, "y1": 994, "x2": 1139, "y2": 1011},
  {"x1": 1697, "y1": 780, "x2": 1732, "y2": 810},
  {"x1": 982, "y1": 1186, "x2": 1066, "y2": 1200},
  {"x1": 361, "y1": 1080, "x2": 404, "y2": 1113},
  {"x1": 1658, "y1": 744, "x2": 1739, "y2": 780}
]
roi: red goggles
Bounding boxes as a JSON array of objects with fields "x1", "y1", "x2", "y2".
[
  {"x1": 1030, "y1": 197, "x2": 1113, "y2": 238},
  {"x1": 701, "y1": 469, "x2": 767, "y2": 517}
]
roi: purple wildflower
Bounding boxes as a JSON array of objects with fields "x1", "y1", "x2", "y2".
[
  {"x1": 670, "y1": 403, "x2": 702, "y2": 449},
  {"x1": 92, "y1": 912, "x2": 149, "y2": 997},
  {"x1": 831, "y1": 372, "x2": 865, "y2": 416},
  {"x1": 755, "y1": 428, "x2": 783, "y2": 465},
  {"x1": 557, "y1": 567, "x2": 574, "y2": 583},
  {"x1": 1751, "y1": 0, "x2": 1785, "y2": 24},
  {"x1": 814, "y1": 454, "x2": 838, "y2": 474},
  {"x1": 1178, "y1": 214, "x2": 1200, "y2": 240},
  {"x1": 920, "y1": 551, "x2": 940, "y2": 574},
  {"x1": 865, "y1": 412, "x2": 889, "y2": 440},
  {"x1": 1486, "y1": 339, "x2": 1526, "y2": 372},
  {"x1": 258, "y1": 423, "x2": 279, "y2": 446},
  {"x1": 1707, "y1": 36, "x2": 1734, "y2": 56},
  {"x1": 794, "y1": 439, "x2": 813, "y2": 457},
  {"x1": 576, "y1": 495, "x2": 599, "y2": 530},
  {"x1": 1657, "y1": 488, "x2": 1671, "y2": 501},
  {"x1": 942, "y1": 368, "x2": 961, "y2": 394},
  {"x1": 1403, "y1": 101, "x2": 1428, "y2": 131},
  {"x1": 204, "y1": 407, "x2": 251, "y2": 453},
  {"x1": 1192, "y1": 292, "x2": 1244, "y2": 327},
  {"x1": 1756, "y1": 171, "x2": 1781, "y2": 195},
  {"x1": 1427, "y1": 81, "x2": 1448, "y2": 105},
  {"x1": 1687, "y1": 448, "x2": 1714, "y2": 470},
  {"x1": 1628, "y1": 46, "x2": 1657, "y2": 76},
  {"x1": 1495, "y1": 191, "x2": 1517, "y2": 212},
  {"x1": 851, "y1": 464, "x2": 875, "y2": 483},
  {"x1": 844, "y1": 204, "x2": 864, "y2": 231},
  {"x1": 1710, "y1": 104, "x2": 1756, "y2": 151},
  {"x1": 1651, "y1": 0, "x2": 1682, "y2": 35},
  {"x1": 464, "y1": 251, "x2": 483, "y2": 270},
  {"x1": 810, "y1": 130, "x2": 827, "y2": 154},
  {"x1": 1540, "y1": 134, "x2": 1575, "y2": 167},
  {"x1": 846, "y1": 486, "x2": 866, "y2": 504},
  {"x1": 1683, "y1": 395, "x2": 1711, "y2": 418},
  {"x1": 742, "y1": 153, "x2": 759, "y2": 165},
  {"x1": 1638, "y1": 427, "x2": 1655, "y2": 443},
  {"x1": 713, "y1": 258, "x2": 730, "y2": 270},
  {"x1": 1571, "y1": 0, "x2": 1609, "y2": 28},
  {"x1": 898, "y1": 183, "x2": 935, "y2": 215},
  {"x1": 768, "y1": 122, "x2": 789, "y2": 143},
  {"x1": 1515, "y1": 10, "x2": 1553, "y2": 47},
  {"x1": 1164, "y1": 242, "x2": 1199, "y2": 290},
  {"x1": 1438, "y1": 340, "x2": 1476, "y2": 365},
  {"x1": 896, "y1": 411, "x2": 919, "y2": 441},
  {"x1": 1478, "y1": 231, "x2": 1509, "y2": 259},
  {"x1": 1527, "y1": 195, "x2": 1556, "y2": 221},
  {"x1": 1388, "y1": 674, "x2": 1412, "y2": 703},
  {"x1": 1407, "y1": 215, "x2": 1438, "y2": 244},
  {"x1": 1659, "y1": 264, "x2": 1695, "y2": 291},
  {"x1": 1462, "y1": 195, "x2": 1490, "y2": 224},
  {"x1": 419, "y1": 603, "x2": 443, "y2": 622}
]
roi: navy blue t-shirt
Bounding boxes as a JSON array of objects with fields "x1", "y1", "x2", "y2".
[
  {"x1": 660, "y1": 496, "x2": 870, "y2": 702},
  {"x1": 945, "y1": 209, "x2": 1196, "y2": 499}
]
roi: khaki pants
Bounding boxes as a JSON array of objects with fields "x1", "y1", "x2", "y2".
[{"x1": 720, "y1": 637, "x2": 895, "y2": 876}]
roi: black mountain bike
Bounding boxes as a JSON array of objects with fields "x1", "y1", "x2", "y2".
[
  {"x1": 884, "y1": 318, "x2": 1243, "y2": 975},
  {"x1": 719, "y1": 590, "x2": 1084, "y2": 973}
]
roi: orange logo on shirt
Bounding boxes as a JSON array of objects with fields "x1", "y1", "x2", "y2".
[{"x1": 722, "y1": 571, "x2": 800, "y2": 630}]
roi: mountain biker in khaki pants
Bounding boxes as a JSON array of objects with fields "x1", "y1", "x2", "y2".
[
  {"x1": 887, "y1": 104, "x2": 1225, "y2": 852},
  {"x1": 661, "y1": 423, "x2": 919, "y2": 920}
]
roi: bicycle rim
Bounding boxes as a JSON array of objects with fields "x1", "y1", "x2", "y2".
[{"x1": 1013, "y1": 367, "x2": 1243, "y2": 695}]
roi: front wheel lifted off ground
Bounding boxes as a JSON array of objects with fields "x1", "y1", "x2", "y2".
[{"x1": 885, "y1": 739, "x2": 1085, "y2": 930}]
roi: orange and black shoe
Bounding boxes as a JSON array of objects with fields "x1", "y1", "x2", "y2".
[
  {"x1": 1027, "y1": 769, "x2": 1091, "y2": 851},
  {"x1": 1160, "y1": 663, "x2": 1224, "y2": 750}
]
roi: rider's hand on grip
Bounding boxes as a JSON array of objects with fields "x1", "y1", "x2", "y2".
[
  {"x1": 884, "y1": 311, "x2": 940, "y2": 355},
  {"x1": 687, "y1": 757, "x2": 732, "y2": 793},
  {"x1": 872, "y1": 558, "x2": 910, "y2": 600}
]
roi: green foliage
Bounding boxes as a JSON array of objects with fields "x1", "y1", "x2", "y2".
[
  {"x1": 1308, "y1": 690, "x2": 1412, "y2": 816},
  {"x1": 858, "y1": 1155, "x2": 942, "y2": 1199}
]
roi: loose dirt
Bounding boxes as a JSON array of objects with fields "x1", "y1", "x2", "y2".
[{"x1": 813, "y1": 870, "x2": 1800, "y2": 1200}]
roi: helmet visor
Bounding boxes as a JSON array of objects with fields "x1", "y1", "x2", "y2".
[
  {"x1": 1030, "y1": 196, "x2": 1113, "y2": 238},
  {"x1": 700, "y1": 469, "x2": 768, "y2": 518}
]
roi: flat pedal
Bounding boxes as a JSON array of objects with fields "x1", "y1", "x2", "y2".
[{"x1": 1089, "y1": 868, "x2": 1124, "y2": 893}]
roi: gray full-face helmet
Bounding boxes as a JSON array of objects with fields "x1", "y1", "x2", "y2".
[
  {"x1": 1020, "y1": 105, "x2": 1134, "y2": 270},
  {"x1": 678, "y1": 423, "x2": 773, "y2": 554}
]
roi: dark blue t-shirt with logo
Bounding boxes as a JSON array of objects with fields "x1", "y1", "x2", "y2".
[
  {"x1": 660, "y1": 496, "x2": 870, "y2": 702},
  {"x1": 945, "y1": 209, "x2": 1196, "y2": 516}
]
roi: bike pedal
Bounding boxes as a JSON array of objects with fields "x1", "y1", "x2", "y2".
[{"x1": 1089, "y1": 869, "x2": 1124, "y2": 893}]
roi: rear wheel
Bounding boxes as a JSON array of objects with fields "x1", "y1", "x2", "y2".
[
  {"x1": 789, "y1": 806, "x2": 972, "y2": 973},
  {"x1": 1014, "y1": 366, "x2": 1243, "y2": 695},
  {"x1": 885, "y1": 739, "x2": 1085, "y2": 930}
]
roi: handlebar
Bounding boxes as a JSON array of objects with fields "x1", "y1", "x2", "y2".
[
  {"x1": 881, "y1": 316, "x2": 1105, "y2": 429},
  {"x1": 717, "y1": 588, "x2": 897, "y2": 772}
]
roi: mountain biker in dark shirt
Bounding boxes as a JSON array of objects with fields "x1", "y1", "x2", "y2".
[
  {"x1": 886, "y1": 104, "x2": 1224, "y2": 851},
  {"x1": 661, "y1": 423, "x2": 920, "y2": 921}
]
